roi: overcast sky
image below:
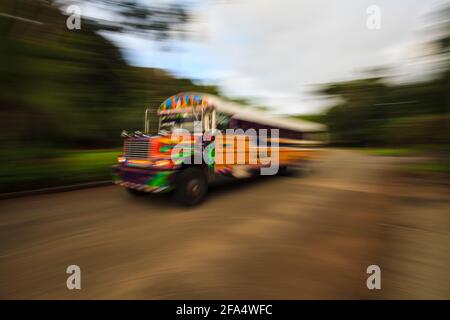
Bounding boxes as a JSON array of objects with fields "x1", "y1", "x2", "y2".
[{"x1": 100, "y1": 0, "x2": 444, "y2": 114}]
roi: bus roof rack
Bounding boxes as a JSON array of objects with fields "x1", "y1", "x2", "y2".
[{"x1": 158, "y1": 92, "x2": 327, "y2": 133}]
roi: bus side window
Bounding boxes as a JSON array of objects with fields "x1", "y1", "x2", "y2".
[
  {"x1": 216, "y1": 112, "x2": 231, "y2": 132},
  {"x1": 203, "y1": 111, "x2": 211, "y2": 131}
]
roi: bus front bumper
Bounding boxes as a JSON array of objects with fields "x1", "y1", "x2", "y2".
[{"x1": 112, "y1": 165, "x2": 175, "y2": 193}]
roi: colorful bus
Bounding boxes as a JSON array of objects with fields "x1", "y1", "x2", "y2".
[{"x1": 112, "y1": 93, "x2": 326, "y2": 205}]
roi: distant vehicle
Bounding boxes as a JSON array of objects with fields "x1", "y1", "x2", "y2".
[{"x1": 112, "y1": 93, "x2": 326, "y2": 205}]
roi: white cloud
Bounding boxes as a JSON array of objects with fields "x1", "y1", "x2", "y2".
[{"x1": 108, "y1": 0, "x2": 443, "y2": 114}]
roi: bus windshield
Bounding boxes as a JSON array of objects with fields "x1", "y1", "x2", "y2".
[{"x1": 159, "y1": 113, "x2": 198, "y2": 132}]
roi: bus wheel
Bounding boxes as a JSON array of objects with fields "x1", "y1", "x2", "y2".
[
  {"x1": 277, "y1": 166, "x2": 290, "y2": 176},
  {"x1": 174, "y1": 167, "x2": 208, "y2": 206},
  {"x1": 126, "y1": 188, "x2": 147, "y2": 196}
]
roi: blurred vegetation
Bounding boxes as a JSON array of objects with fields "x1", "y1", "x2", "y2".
[
  {"x1": 0, "y1": 150, "x2": 120, "y2": 192},
  {"x1": 314, "y1": 76, "x2": 449, "y2": 174},
  {"x1": 0, "y1": 0, "x2": 219, "y2": 191},
  {"x1": 72, "y1": 0, "x2": 190, "y2": 39},
  {"x1": 403, "y1": 161, "x2": 450, "y2": 175},
  {"x1": 293, "y1": 114, "x2": 327, "y2": 125},
  {"x1": 363, "y1": 148, "x2": 420, "y2": 157},
  {"x1": 318, "y1": 76, "x2": 449, "y2": 148}
]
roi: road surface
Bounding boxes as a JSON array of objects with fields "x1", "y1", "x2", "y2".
[{"x1": 1, "y1": 150, "x2": 449, "y2": 299}]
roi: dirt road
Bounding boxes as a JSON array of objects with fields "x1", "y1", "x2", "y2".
[{"x1": 1, "y1": 150, "x2": 449, "y2": 299}]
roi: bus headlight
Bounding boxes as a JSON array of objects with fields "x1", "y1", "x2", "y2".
[{"x1": 154, "y1": 159, "x2": 172, "y2": 168}]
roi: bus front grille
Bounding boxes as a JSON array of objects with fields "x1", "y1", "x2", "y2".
[{"x1": 124, "y1": 138, "x2": 150, "y2": 159}]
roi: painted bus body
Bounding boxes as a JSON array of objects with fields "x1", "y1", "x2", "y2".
[{"x1": 112, "y1": 93, "x2": 326, "y2": 204}]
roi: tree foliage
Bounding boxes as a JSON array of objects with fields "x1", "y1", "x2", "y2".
[{"x1": 0, "y1": 0, "x2": 218, "y2": 155}]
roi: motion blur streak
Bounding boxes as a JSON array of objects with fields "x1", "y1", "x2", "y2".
[
  {"x1": 0, "y1": 150, "x2": 448, "y2": 299},
  {"x1": 0, "y1": 0, "x2": 449, "y2": 299}
]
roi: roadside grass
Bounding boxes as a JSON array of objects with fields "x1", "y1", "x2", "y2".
[
  {"x1": 363, "y1": 147, "x2": 419, "y2": 157},
  {"x1": 402, "y1": 161, "x2": 450, "y2": 175},
  {"x1": 360, "y1": 146, "x2": 450, "y2": 175},
  {"x1": 0, "y1": 150, "x2": 120, "y2": 193}
]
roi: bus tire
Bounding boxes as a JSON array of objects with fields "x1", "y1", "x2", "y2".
[
  {"x1": 174, "y1": 167, "x2": 208, "y2": 206},
  {"x1": 277, "y1": 166, "x2": 289, "y2": 176},
  {"x1": 126, "y1": 188, "x2": 147, "y2": 196}
]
